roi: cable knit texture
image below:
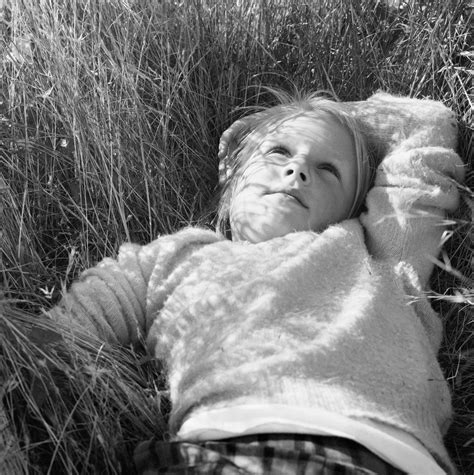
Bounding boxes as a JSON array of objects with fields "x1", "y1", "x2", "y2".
[{"x1": 49, "y1": 93, "x2": 465, "y2": 473}]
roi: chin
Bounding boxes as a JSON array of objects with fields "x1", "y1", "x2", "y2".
[
  {"x1": 230, "y1": 209, "x2": 310, "y2": 242},
  {"x1": 251, "y1": 220, "x2": 309, "y2": 243}
]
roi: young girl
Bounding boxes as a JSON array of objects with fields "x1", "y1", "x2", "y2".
[{"x1": 48, "y1": 91, "x2": 465, "y2": 474}]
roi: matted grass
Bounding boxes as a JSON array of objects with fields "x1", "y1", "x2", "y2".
[{"x1": 1, "y1": 0, "x2": 472, "y2": 473}]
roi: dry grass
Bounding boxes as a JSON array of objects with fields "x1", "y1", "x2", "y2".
[
  {"x1": 1, "y1": 0, "x2": 472, "y2": 473},
  {"x1": 1, "y1": 303, "x2": 169, "y2": 474}
]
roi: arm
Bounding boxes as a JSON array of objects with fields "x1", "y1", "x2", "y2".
[
  {"x1": 47, "y1": 228, "x2": 220, "y2": 345},
  {"x1": 348, "y1": 93, "x2": 465, "y2": 287},
  {"x1": 361, "y1": 145, "x2": 464, "y2": 287}
]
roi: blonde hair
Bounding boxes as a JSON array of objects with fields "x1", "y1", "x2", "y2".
[{"x1": 216, "y1": 90, "x2": 376, "y2": 238}]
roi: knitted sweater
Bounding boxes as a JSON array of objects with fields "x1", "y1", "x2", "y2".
[{"x1": 49, "y1": 93, "x2": 465, "y2": 473}]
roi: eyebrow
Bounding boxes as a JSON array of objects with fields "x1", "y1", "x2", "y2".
[{"x1": 262, "y1": 134, "x2": 350, "y2": 165}]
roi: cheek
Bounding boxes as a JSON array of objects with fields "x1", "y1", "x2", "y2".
[
  {"x1": 228, "y1": 184, "x2": 253, "y2": 231},
  {"x1": 229, "y1": 190, "x2": 265, "y2": 242},
  {"x1": 229, "y1": 185, "x2": 264, "y2": 225},
  {"x1": 231, "y1": 165, "x2": 274, "y2": 202}
]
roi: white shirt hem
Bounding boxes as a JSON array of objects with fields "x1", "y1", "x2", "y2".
[{"x1": 177, "y1": 404, "x2": 445, "y2": 475}]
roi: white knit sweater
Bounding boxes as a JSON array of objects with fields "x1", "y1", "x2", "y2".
[{"x1": 49, "y1": 93, "x2": 465, "y2": 473}]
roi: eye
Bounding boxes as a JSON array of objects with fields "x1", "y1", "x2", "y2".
[
  {"x1": 318, "y1": 163, "x2": 340, "y2": 179},
  {"x1": 267, "y1": 146, "x2": 290, "y2": 156}
]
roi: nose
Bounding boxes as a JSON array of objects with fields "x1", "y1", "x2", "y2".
[{"x1": 282, "y1": 159, "x2": 311, "y2": 186}]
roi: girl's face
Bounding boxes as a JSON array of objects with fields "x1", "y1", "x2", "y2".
[{"x1": 229, "y1": 112, "x2": 358, "y2": 242}]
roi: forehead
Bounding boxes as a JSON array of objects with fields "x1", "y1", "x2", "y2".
[{"x1": 265, "y1": 111, "x2": 349, "y2": 141}]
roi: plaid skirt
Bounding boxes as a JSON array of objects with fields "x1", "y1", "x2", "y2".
[{"x1": 134, "y1": 433, "x2": 406, "y2": 474}]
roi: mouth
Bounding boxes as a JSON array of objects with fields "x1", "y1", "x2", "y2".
[{"x1": 272, "y1": 190, "x2": 309, "y2": 209}]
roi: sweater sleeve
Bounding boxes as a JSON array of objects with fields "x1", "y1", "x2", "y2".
[
  {"x1": 349, "y1": 93, "x2": 465, "y2": 287},
  {"x1": 47, "y1": 228, "x2": 220, "y2": 345}
]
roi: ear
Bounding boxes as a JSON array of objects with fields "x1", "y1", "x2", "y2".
[{"x1": 218, "y1": 111, "x2": 268, "y2": 186}]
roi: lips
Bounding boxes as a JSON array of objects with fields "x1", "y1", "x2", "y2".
[{"x1": 271, "y1": 190, "x2": 309, "y2": 209}]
